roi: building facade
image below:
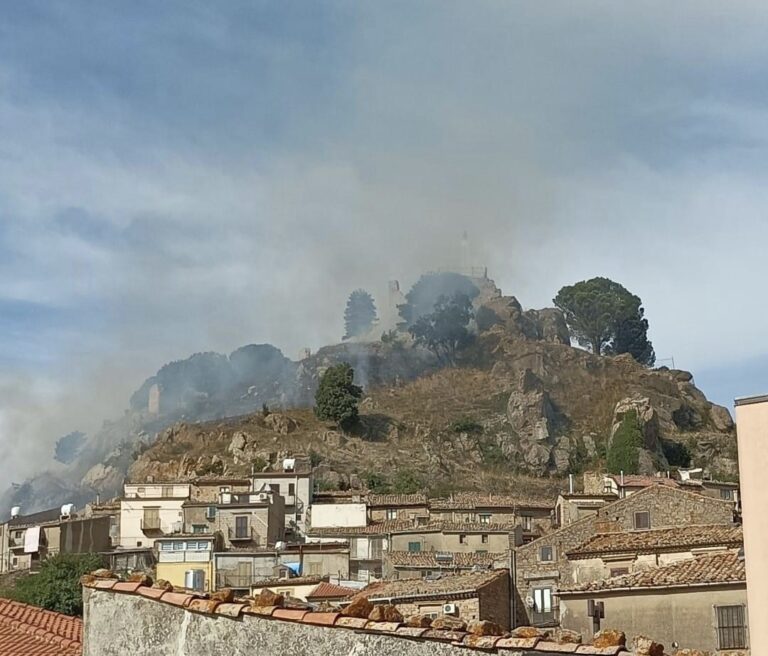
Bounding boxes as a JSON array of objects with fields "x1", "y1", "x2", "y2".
[{"x1": 119, "y1": 483, "x2": 191, "y2": 549}]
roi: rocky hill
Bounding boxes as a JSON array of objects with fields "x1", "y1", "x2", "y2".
[{"x1": 1, "y1": 289, "x2": 738, "y2": 516}]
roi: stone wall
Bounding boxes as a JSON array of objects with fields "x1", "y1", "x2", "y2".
[{"x1": 514, "y1": 485, "x2": 735, "y2": 626}]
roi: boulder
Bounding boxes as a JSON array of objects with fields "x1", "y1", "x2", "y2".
[
  {"x1": 228, "y1": 431, "x2": 249, "y2": 454},
  {"x1": 431, "y1": 615, "x2": 467, "y2": 631},
  {"x1": 91, "y1": 568, "x2": 116, "y2": 579},
  {"x1": 211, "y1": 588, "x2": 234, "y2": 603},
  {"x1": 507, "y1": 370, "x2": 559, "y2": 443},
  {"x1": 467, "y1": 620, "x2": 504, "y2": 636},
  {"x1": 554, "y1": 628, "x2": 582, "y2": 644},
  {"x1": 251, "y1": 588, "x2": 284, "y2": 608},
  {"x1": 127, "y1": 573, "x2": 153, "y2": 586},
  {"x1": 341, "y1": 596, "x2": 373, "y2": 619},
  {"x1": 264, "y1": 413, "x2": 298, "y2": 435},
  {"x1": 152, "y1": 579, "x2": 174, "y2": 592},
  {"x1": 592, "y1": 629, "x2": 626, "y2": 648},
  {"x1": 633, "y1": 635, "x2": 664, "y2": 656},
  {"x1": 368, "y1": 604, "x2": 403, "y2": 623},
  {"x1": 405, "y1": 614, "x2": 433, "y2": 628},
  {"x1": 512, "y1": 626, "x2": 549, "y2": 639},
  {"x1": 710, "y1": 404, "x2": 735, "y2": 432}
]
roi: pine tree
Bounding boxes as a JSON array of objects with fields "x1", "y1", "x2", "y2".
[
  {"x1": 314, "y1": 363, "x2": 363, "y2": 430},
  {"x1": 343, "y1": 289, "x2": 377, "y2": 339}
]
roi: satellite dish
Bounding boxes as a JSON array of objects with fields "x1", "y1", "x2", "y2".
[{"x1": 525, "y1": 596, "x2": 535, "y2": 608}]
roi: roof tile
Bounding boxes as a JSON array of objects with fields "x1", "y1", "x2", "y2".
[
  {"x1": 243, "y1": 605, "x2": 277, "y2": 617},
  {"x1": 536, "y1": 641, "x2": 579, "y2": 652},
  {"x1": 497, "y1": 636, "x2": 540, "y2": 649},
  {"x1": 0, "y1": 598, "x2": 82, "y2": 656},
  {"x1": 463, "y1": 634, "x2": 500, "y2": 648},
  {"x1": 395, "y1": 626, "x2": 429, "y2": 638},
  {"x1": 335, "y1": 616, "x2": 369, "y2": 630},
  {"x1": 365, "y1": 621, "x2": 401, "y2": 633},
  {"x1": 271, "y1": 609, "x2": 308, "y2": 622},
  {"x1": 423, "y1": 629, "x2": 467, "y2": 642},
  {"x1": 160, "y1": 591, "x2": 195, "y2": 608},
  {"x1": 112, "y1": 581, "x2": 144, "y2": 594},
  {"x1": 358, "y1": 569, "x2": 508, "y2": 601},
  {"x1": 92, "y1": 579, "x2": 117, "y2": 590},
  {"x1": 187, "y1": 599, "x2": 220, "y2": 614},
  {"x1": 137, "y1": 587, "x2": 166, "y2": 600},
  {"x1": 302, "y1": 612, "x2": 340, "y2": 626},
  {"x1": 214, "y1": 603, "x2": 247, "y2": 618}
]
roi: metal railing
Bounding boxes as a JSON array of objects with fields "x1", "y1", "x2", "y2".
[{"x1": 531, "y1": 608, "x2": 559, "y2": 627}]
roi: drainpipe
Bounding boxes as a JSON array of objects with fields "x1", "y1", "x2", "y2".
[
  {"x1": 509, "y1": 549, "x2": 517, "y2": 629},
  {"x1": 620, "y1": 471, "x2": 625, "y2": 498},
  {"x1": 568, "y1": 474, "x2": 574, "y2": 495}
]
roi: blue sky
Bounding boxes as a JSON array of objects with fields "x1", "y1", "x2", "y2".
[{"x1": 1, "y1": 1, "x2": 768, "y2": 480}]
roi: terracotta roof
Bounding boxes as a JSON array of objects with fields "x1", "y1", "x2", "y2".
[
  {"x1": 394, "y1": 521, "x2": 517, "y2": 534},
  {"x1": 386, "y1": 551, "x2": 507, "y2": 569},
  {"x1": 83, "y1": 576, "x2": 628, "y2": 654},
  {"x1": 357, "y1": 569, "x2": 509, "y2": 601},
  {"x1": 305, "y1": 582, "x2": 358, "y2": 600},
  {"x1": 560, "y1": 551, "x2": 745, "y2": 593},
  {"x1": 367, "y1": 493, "x2": 427, "y2": 507},
  {"x1": 567, "y1": 524, "x2": 743, "y2": 558},
  {"x1": 0, "y1": 598, "x2": 82, "y2": 655},
  {"x1": 306, "y1": 520, "x2": 414, "y2": 537},
  {"x1": 251, "y1": 576, "x2": 326, "y2": 588},
  {"x1": 429, "y1": 494, "x2": 554, "y2": 511}
]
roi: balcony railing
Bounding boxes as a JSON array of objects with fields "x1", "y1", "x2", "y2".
[
  {"x1": 8, "y1": 536, "x2": 25, "y2": 549},
  {"x1": 531, "y1": 608, "x2": 559, "y2": 627},
  {"x1": 228, "y1": 526, "x2": 258, "y2": 543},
  {"x1": 140, "y1": 518, "x2": 162, "y2": 531}
]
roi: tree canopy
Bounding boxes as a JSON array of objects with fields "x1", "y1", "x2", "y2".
[
  {"x1": 553, "y1": 277, "x2": 654, "y2": 365},
  {"x1": 409, "y1": 292, "x2": 474, "y2": 365},
  {"x1": 314, "y1": 363, "x2": 363, "y2": 429},
  {"x1": 343, "y1": 289, "x2": 378, "y2": 339},
  {"x1": 606, "y1": 410, "x2": 642, "y2": 475},
  {"x1": 398, "y1": 272, "x2": 479, "y2": 327}
]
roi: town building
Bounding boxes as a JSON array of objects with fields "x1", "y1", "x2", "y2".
[
  {"x1": 183, "y1": 487, "x2": 285, "y2": 550},
  {"x1": 428, "y1": 494, "x2": 553, "y2": 541},
  {"x1": 119, "y1": 482, "x2": 191, "y2": 549},
  {"x1": 389, "y1": 521, "x2": 519, "y2": 555},
  {"x1": 554, "y1": 492, "x2": 615, "y2": 528},
  {"x1": 304, "y1": 580, "x2": 358, "y2": 605},
  {"x1": 250, "y1": 575, "x2": 327, "y2": 601},
  {"x1": 103, "y1": 547, "x2": 156, "y2": 576},
  {"x1": 383, "y1": 550, "x2": 507, "y2": 579},
  {"x1": 367, "y1": 493, "x2": 429, "y2": 523},
  {"x1": 307, "y1": 496, "x2": 367, "y2": 529},
  {"x1": 734, "y1": 392, "x2": 768, "y2": 652},
  {"x1": 1, "y1": 506, "x2": 111, "y2": 573},
  {"x1": 558, "y1": 551, "x2": 747, "y2": 652},
  {"x1": 251, "y1": 461, "x2": 313, "y2": 535},
  {"x1": 155, "y1": 533, "x2": 220, "y2": 592},
  {"x1": 356, "y1": 569, "x2": 511, "y2": 630},
  {"x1": 214, "y1": 542, "x2": 350, "y2": 594},
  {"x1": 84, "y1": 498, "x2": 121, "y2": 548},
  {"x1": 512, "y1": 484, "x2": 736, "y2": 628}
]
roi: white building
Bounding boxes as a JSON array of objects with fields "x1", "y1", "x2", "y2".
[
  {"x1": 308, "y1": 502, "x2": 367, "y2": 529},
  {"x1": 119, "y1": 483, "x2": 191, "y2": 549},
  {"x1": 251, "y1": 462, "x2": 313, "y2": 534}
]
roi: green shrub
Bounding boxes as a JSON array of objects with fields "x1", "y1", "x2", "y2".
[
  {"x1": 392, "y1": 469, "x2": 423, "y2": 494},
  {"x1": 363, "y1": 472, "x2": 391, "y2": 494},
  {"x1": 606, "y1": 410, "x2": 642, "y2": 475},
  {"x1": 314, "y1": 363, "x2": 363, "y2": 430},
  {"x1": 450, "y1": 417, "x2": 483, "y2": 434}
]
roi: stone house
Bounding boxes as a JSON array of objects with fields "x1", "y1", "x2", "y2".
[
  {"x1": 565, "y1": 523, "x2": 743, "y2": 583},
  {"x1": 251, "y1": 466, "x2": 313, "y2": 535},
  {"x1": 367, "y1": 493, "x2": 430, "y2": 523},
  {"x1": 119, "y1": 482, "x2": 191, "y2": 549},
  {"x1": 389, "y1": 521, "x2": 517, "y2": 556},
  {"x1": 183, "y1": 488, "x2": 285, "y2": 550},
  {"x1": 558, "y1": 550, "x2": 748, "y2": 653},
  {"x1": 356, "y1": 569, "x2": 511, "y2": 630},
  {"x1": 190, "y1": 477, "x2": 251, "y2": 502},
  {"x1": 214, "y1": 541, "x2": 350, "y2": 593},
  {"x1": 512, "y1": 484, "x2": 736, "y2": 628},
  {"x1": 428, "y1": 494, "x2": 553, "y2": 541},
  {"x1": 383, "y1": 549, "x2": 507, "y2": 579},
  {"x1": 554, "y1": 493, "x2": 615, "y2": 528}
]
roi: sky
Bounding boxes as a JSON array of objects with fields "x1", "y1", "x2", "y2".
[{"x1": 1, "y1": 1, "x2": 768, "y2": 482}]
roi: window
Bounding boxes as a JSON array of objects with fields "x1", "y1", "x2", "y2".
[
  {"x1": 137, "y1": 487, "x2": 145, "y2": 496},
  {"x1": 633, "y1": 511, "x2": 651, "y2": 530},
  {"x1": 539, "y1": 545, "x2": 554, "y2": 562},
  {"x1": 269, "y1": 484, "x2": 280, "y2": 493},
  {"x1": 459, "y1": 534, "x2": 467, "y2": 544},
  {"x1": 160, "y1": 542, "x2": 173, "y2": 552},
  {"x1": 172, "y1": 541, "x2": 184, "y2": 551},
  {"x1": 720, "y1": 489, "x2": 733, "y2": 501},
  {"x1": 387, "y1": 509, "x2": 398, "y2": 520},
  {"x1": 219, "y1": 486, "x2": 230, "y2": 494},
  {"x1": 136, "y1": 541, "x2": 142, "y2": 547},
  {"x1": 532, "y1": 587, "x2": 554, "y2": 624},
  {"x1": 481, "y1": 534, "x2": 489, "y2": 544},
  {"x1": 235, "y1": 516, "x2": 249, "y2": 539},
  {"x1": 609, "y1": 567, "x2": 629, "y2": 577},
  {"x1": 479, "y1": 514, "x2": 491, "y2": 525},
  {"x1": 206, "y1": 506, "x2": 217, "y2": 520},
  {"x1": 716, "y1": 605, "x2": 747, "y2": 649},
  {"x1": 288, "y1": 483, "x2": 295, "y2": 496},
  {"x1": 161, "y1": 486, "x2": 173, "y2": 498},
  {"x1": 521, "y1": 515, "x2": 533, "y2": 531},
  {"x1": 192, "y1": 525, "x2": 207, "y2": 534},
  {"x1": 408, "y1": 541, "x2": 421, "y2": 553}
]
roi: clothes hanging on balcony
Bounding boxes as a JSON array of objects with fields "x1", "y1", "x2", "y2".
[{"x1": 24, "y1": 526, "x2": 40, "y2": 554}]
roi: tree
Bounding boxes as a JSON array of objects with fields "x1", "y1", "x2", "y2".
[
  {"x1": 608, "y1": 312, "x2": 656, "y2": 366},
  {"x1": 4, "y1": 553, "x2": 105, "y2": 616},
  {"x1": 398, "y1": 272, "x2": 479, "y2": 327},
  {"x1": 606, "y1": 410, "x2": 642, "y2": 475},
  {"x1": 343, "y1": 289, "x2": 378, "y2": 339},
  {"x1": 314, "y1": 363, "x2": 363, "y2": 430},
  {"x1": 409, "y1": 293, "x2": 474, "y2": 365},
  {"x1": 553, "y1": 277, "x2": 654, "y2": 363}
]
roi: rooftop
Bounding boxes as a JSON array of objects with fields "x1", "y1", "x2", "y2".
[
  {"x1": 560, "y1": 550, "x2": 745, "y2": 594},
  {"x1": 7, "y1": 507, "x2": 65, "y2": 528},
  {"x1": 607, "y1": 475, "x2": 679, "y2": 489},
  {"x1": 367, "y1": 493, "x2": 428, "y2": 507},
  {"x1": 0, "y1": 598, "x2": 82, "y2": 656},
  {"x1": 306, "y1": 520, "x2": 415, "y2": 537},
  {"x1": 251, "y1": 576, "x2": 326, "y2": 588},
  {"x1": 357, "y1": 569, "x2": 509, "y2": 601},
  {"x1": 386, "y1": 550, "x2": 507, "y2": 569},
  {"x1": 567, "y1": 524, "x2": 743, "y2": 558},
  {"x1": 429, "y1": 493, "x2": 554, "y2": 511},
  {"x1": 305, "y1": 581, "x2": 358, "y2": 600}
]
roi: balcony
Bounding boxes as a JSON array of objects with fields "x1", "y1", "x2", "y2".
[
  {"x1": 140, "y1": 518, "x2": 162, "y2": 532},
  {"x1": 228, "y1": 526, "x2": 258, "y2": 544},
  {"x1": 215, "y1": 573, "x2": 257, "y2": 590},
  {"x1": 8, "y1": 535, "x2": 25, "y2": 550},
  {"x1": 530, "y1": 607, "x2": 559, "y2": 627}
]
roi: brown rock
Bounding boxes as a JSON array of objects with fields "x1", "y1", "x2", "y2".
[
  {"x1": 80, "y1": 574, "x2": 96, "y2": 586},
  {"x1": 468, "y1": 620, "x2": 504, "y2": 636},
  {"x1": 368, "y1": 604, "x2": 403, "y2": 623},
  {"x1": 431, "y1": 615, "x2": 467, "y2": 631},
  {"x1": 127, "y1": 573, "x2": 153, "y2": 586},
  {"x1": 555, "y1": 628, "x2": 582, "y2": 644},
  {"x1": 251, "y1": 588, "x2": 284, "y2": 608},
  {"x1": 405, "y1": 614, "x2": 433, "y2": 628},
  {"x1": 593, "y1": 629, "x2": 626, "y2": 648},
  {"x1": 152, "y1": 579, "x2": 174, "y2": 592},
  {"x1": 513, "y1": 626, "x2": 549, "y2": 639},
  {"x1": 282, "y1": 597, "x2": 311, "y2": 610},
  {"x1": 341, "y1": 596, "x2": 373, "y2": 619},
  {"x1": 91, "y1": 568, "x2": 116, "y2": 579},
  {"x1": 633, "y1": 636, "x2": 664, "y2": 656},
  {"x1": 210, "y1": 587, "x2": 234, "y2": 603}
]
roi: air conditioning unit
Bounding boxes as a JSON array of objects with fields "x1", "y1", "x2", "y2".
[
  {"x1": 258, "y1": 492, "x2": 270, "y2": 502},
  {"x1": 442, "y1": 603, "x2": 458, "y2": 616}
]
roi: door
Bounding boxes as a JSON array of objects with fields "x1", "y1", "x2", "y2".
[
  {"x1": 532, "y1": 587, "x2": 555, "y2": 626},
  {"x1": 236, "y1": 561, "x2": 252, "y2": 589}
]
